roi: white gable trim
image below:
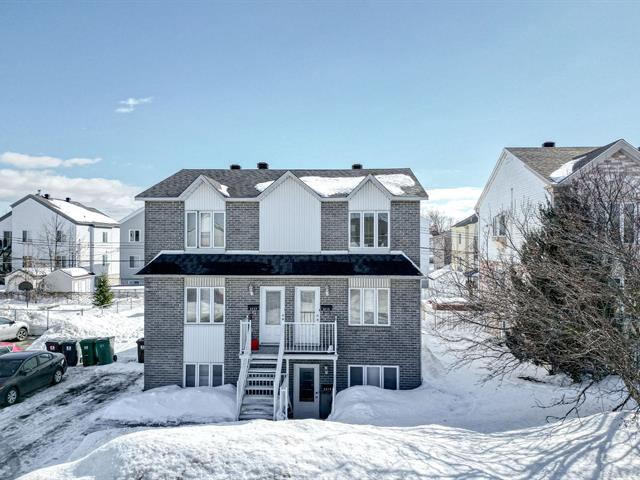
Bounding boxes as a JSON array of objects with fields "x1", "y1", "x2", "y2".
[
  {"x1": 256, "y1": 171, "x2": 322, "y2": 201},
  {"x1": 347, "y1": 174, "x2": 393, "y2": 201},
  {"x1": 558, "y1": 139, "x2": 640, "y2": 185},
  {"x1": 179, "y1": 175, "x2": 228, "y2": 202}
]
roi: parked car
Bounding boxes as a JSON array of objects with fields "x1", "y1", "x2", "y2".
[
  {"x1": 0, "y1": 351, "x2": 67, "y2": 406},
  {"x1": 0, "y1": 346, "x2": 11, "y2": 356},
  {"x1": 0, "y1": 342, "x2": 23, "y2": 354},
  {"x1": 0, "y1": 316, "x2": 29, "y2": 342}
]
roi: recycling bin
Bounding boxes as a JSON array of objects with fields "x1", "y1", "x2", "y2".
[
  {"x1": 45, "y1": 339, "x2": 64, "y2": 353},
  {"x1": 80, "y1": 338, "x2": 98, "y2": 367},
  {"x1": 61, "y1": 340, "x2": 82, "y2": 367},
  {"x1": 136, "y1": 338, "x2": 144, "y2": 363},
  {"x1": 95, "y1": 336, "x2": 117, "y2": 365}
]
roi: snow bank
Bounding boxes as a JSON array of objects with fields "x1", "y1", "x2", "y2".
[
  {"x1": 94, "y1": 385, "x2": 236, "y2": 425},
  {"x1": 21, "y1": 413, "x2": 639, "y2": 479}
]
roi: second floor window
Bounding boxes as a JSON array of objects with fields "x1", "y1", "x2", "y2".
[
  {"x1": 102, "y1": 254, "x2": 108, "y2": 266},
  {"x1": 492, "y1": 213, "x2": 507, "y2": 237},
  {"x1": 129, "y1": 230, "x2": 141, "y2": 242},
  {"x1": 186, "y1": 211, "x2": 225, "y2": 248},
  {"x1": 56, "y1": 230, "x2": 66, "y2": 242},
  {"x1": 102, "y1": 232, "x2": 108, "y2": 243},
  {"x1": 22, "y1": 230, "x2": 30, "y2": 243},
  {"x1": 129, "y1": 256, "x2": 140, "y2": 268},
  {"x1": 350, "y1": 211, "x2": 389, "y2": 248}
]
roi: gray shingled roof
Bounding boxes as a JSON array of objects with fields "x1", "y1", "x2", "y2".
[
  {"x1": 506, "y1": 147, "x2": 597, "y2": 180},
  {"x1": 452, "y1": 213, "x2": 477, "y2": 228},
  {"x1": 136, "y1": 168, "x2": 428, "y2": 199}
]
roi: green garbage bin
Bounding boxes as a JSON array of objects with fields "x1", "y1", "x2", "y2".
[
  {"x1": 80, "y1": 338, "x2": 98, "y2": 367},
  {"x1": 95, "y1": 337, "x2": 117, "y2": 365}
]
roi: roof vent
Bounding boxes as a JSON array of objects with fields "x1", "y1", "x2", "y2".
[
  {"x1": 230, "y1": 164, "x2": 241, "y2": 170},
  {"x1": 542, "y1": 141, "x2": 556, "y2": 148},
  {"x1": 352, "y1": 163, "x2": 363, "y2": 170},
  {"x1": 65, "y1": 197, "x2": 71, "y2": 202},
  {"x1": 43, "y1": 193, "x2": 50, "y2": 199},
  {"x1": 257, "y1": 162, "x2": 269, "y2": 170}
]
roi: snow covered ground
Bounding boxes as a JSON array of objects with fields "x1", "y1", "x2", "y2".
[{"x1": 8, "y1": 302, "x2": 640, "y2": 479}]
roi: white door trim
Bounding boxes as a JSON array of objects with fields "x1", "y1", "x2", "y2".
[
  {"x1": 294, "y1": 286, "x2": 320, "y2": 346},
  {"x1": 259, "y1": 286, "x2": 285, "y2": 344},
  {"x1": 293, "y1": 363, "x2": 320, "y2": 419}
]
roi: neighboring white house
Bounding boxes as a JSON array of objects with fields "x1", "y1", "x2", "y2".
[
  {"x1": 119, "y1": 207, "x2": 144, "y2": 285},
  {"x1": 43, "y1": 267, "x2": 94, "y2": 293},
  {"x1": 476, "y1": 139, "x2": 640, "y2": 263},
  {"x1": 1, "y1": 193, "x2": 120, "y2": 286}
]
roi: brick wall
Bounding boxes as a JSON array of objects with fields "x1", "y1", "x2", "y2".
[
  {"x1": 144, "y1": 277, "x2": 185, "y2": 390},
  {"x1": 226, "y1": 202, "x2": 259, "y2": 250},
  {"x1": 321, "y1": 202, "x2": 348, "y2": 250},
  {"x1": 391, "y1": 200, "x2": 421, "y2": 266},
  {"x1": 144, "y1": 201, "x2": 184, "y2": 263}
]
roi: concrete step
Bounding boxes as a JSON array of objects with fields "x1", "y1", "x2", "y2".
[
  {"x1": 248, "y1": 368, "x2": 277, "y2": 375},
  {"x1": 242, "y1": 395, "x2": 272, "y2": 405},
  {"x1": 239, "y1": 413, "x2": 273, "y2": 421}
]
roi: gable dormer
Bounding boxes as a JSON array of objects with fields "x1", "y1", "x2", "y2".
[
  {"x1": 182, "y1": 176, "x2": 227, "y2": 250},
  {"x1": 348, "y1": 176, "x2": 391, "y2": 250}
]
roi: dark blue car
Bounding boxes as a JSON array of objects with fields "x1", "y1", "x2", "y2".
[{"x1": 0, "y1": 351, "x2": 67, "y2": 406}]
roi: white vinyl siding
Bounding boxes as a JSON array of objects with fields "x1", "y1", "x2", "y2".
[
  {"x1": 348, "y1": 365, "x2": 399, "y2": 390},
  {"x1": 349, "y1": 288, "x2": 390, "y2": 326},
  {"x1": 186, "y1": 211, "x2": 225, "y2": 249}
]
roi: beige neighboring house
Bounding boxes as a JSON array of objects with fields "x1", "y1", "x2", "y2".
[{"x1": 450, "y1": 213, "x2": 478, "y2": 273}]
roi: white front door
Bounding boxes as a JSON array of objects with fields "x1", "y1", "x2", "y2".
[
  {"x1": 293, "y1": 364, "x2": 319, "y2": 419},
  {"x1": 294, "y1": 287, "x2": 320, "y2": 346},
  {"x1": 260, "y1": 286, "x2": 285, "y2": 344}
]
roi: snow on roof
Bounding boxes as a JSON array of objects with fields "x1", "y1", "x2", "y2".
[
  {"x1": 47, "y1": 198, "x2": 118, "y2": 225},
  {"x1": 218, "y1": 184, "x2": 230, "y2": 197},
  {"x1": 255, "y1": 173, "x2": 417, "y2": 197},
  {"x1": 549, "y1": 159, "x2": 580, "y2": 182},
  {"x1": 58, "y1": 267, "x2": 92, "y2": 278}
]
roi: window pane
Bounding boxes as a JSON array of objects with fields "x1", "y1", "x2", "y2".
[
  {"x1": 214, "y1": 288, "x2": 224, "y2": 323},
  {"x1": 266, "y1": 290, "x2": 281, "y2": 326},
  {"x1": 135, "y1": 230, "x2": 140, "y2": 242},
  {"x1": 383, "y1": 367, "x2": 398, "y2": 390},
  {"x1": 299, "y1": 368, "x2": 315, "y2": 402},
  {"x1": 366, "y1": 366, "x2": 381, "y2": 387},
  {"x1": 186, "y1": 288, "x2": 197, "y2": 323},
  {"x1": 129, "y1": 256, "x2": 135, "y2": 268},
  {"x1": 624, "y1": 203, "x2": 635, "y2": 244},
  {"x1": 377, "y1": 289, "x2": 389, "y2": 325},
  {"x1": 363, "y1": 289, "x2": 375, "y2": 325},
  {"x1": 200, "y1": 212, "x2": 212, "y2": 248},
  {"x1": 200, "y1": 288, "x2": 211, "y2": 323},
  {"x1": 350, "y1": 213, "x2": 361, "y2": 247},
  {"x1": 198, "y1": 364, "x2": 210, "y2": 387},
  {"x1": 187, "y1": 212, "x2": 197, "y2": 247},
  {"x1": 349, "y1": 366, "x2": 363, "y2": 386},
  {"x1": 212, "y1": 365, "x2": 223, "y2": 386},
  {"x1": 364, "y1": 213, "x2": 375, "y2": 247},
  {"x1": 214, "y1": 213, "x2": 225, "y2": 247},
  {"x1": 185, "y1": 364, "x2": 196, "y2": 387},
  {"x1": 349, "y1": 289, "x2": 361, "y2": 325},
  {"x1": 377, "y1": 213, "x2": 388, "y2": 247}
]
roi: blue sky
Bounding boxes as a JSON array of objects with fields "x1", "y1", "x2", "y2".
[{"x1": 1, "y1": 1, "x2": 639, "y2": 221}]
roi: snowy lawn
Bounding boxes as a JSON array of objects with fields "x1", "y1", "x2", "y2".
[{"x1": 21, "y1": 413, "x2": 640, "y2": 480}]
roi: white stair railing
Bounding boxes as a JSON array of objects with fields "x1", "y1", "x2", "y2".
[
  {"x1": 284, "y1": 320, "x2": 336, "y2": 353},
  {"x1": 275, "y1": 373, "x2": 289, "y2": 421},
  {"x1": 236, "y1": 318, "x2": 252, "y2": 420},
  {"x1": 273, "y1": 323, "x2": 286, "y2": 420}
]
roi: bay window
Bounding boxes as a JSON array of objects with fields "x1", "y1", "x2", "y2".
[
  {"x1": 348, "y1": 365, "x2": 399, "y2": 390},
  {"x1": 349, "y1": 211, "x2": 390, "y2": 248},
  {"x1": 186, "y1": 210, "x2": 225, "y2": 248},
  {"x1": 185, "y1": 287, "x2": 225, "y2": 323},
  {"x1": 349, "y1": 288, "x2": 390, "y2": 325}
]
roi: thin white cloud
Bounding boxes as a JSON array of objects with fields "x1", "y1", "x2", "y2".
[
  {"x1": 115, "y1": 96, "x2": 153, "y2": 113},
  {"x1": 0, "y1": 168, "x2": 141, "y2": 219},
  {"x1": 0, "y1": 152, "x2": 101, "y2": 169},
  {"x1": 422, "y1": 187, "x2": 483, "y2": 223}
]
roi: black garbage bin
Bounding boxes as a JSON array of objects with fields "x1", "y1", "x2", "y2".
[
  {"x1": 136, "y1": 338, "x2": 144, "y2": 363},
  {"x1": 45, "y1": 339, "x2": 64, "y2": 354},
  {"x1": 61, "y1": 340, "x2": 82, "y2": 367}
]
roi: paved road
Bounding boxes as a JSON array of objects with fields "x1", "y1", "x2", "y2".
[{"x1": 0, "y1": 360, "x2": 143, "y2": 479}]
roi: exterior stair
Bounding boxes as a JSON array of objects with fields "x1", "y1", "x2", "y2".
[{"x1": 238, "y1": 354, "x2": 277, "y2": 420}]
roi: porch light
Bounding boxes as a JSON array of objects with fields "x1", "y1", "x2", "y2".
[{"x1": 248, "y1": 284, "x2": 255, "y2": 296}]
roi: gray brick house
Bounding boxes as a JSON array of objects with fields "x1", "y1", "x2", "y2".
[{"x1": 137, "y1": 164, "x2": 427, "y2": 420}]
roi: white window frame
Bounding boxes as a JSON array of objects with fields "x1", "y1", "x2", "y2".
[
  {"x1": 348, "y1": 364, "x2": 399, "y2": 390},
  {"x1": 349, "y1": 211, "x2": 390, "y2": 249},
  {"x1": 102, "y1": 231, "x2": 108, "y2": 243},
  {"x1": 129, "y1": 229, "x2": 141, "y2": 242},
  {"x1": 184, "y1": 286, "x2": 225, "y2": 324},
  {"x1": 183, "y1": 362, "x2": 224, "y2": 388},
  {"x1": 185, "y1": 210, "x2": 225, "y2": 249},
  {"x1": 620, "y1": 203, "x2": 638, "y2": 245},
  {"x1": 348, "y1": 287, "x2": 390, "y2": 326}
]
